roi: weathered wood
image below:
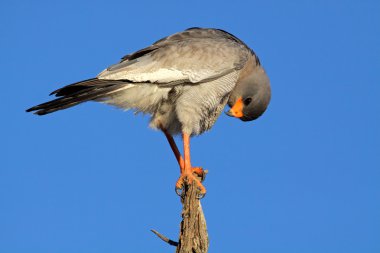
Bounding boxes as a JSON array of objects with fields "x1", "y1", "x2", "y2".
[
  {"x1": 151, "y1": 229, "x2": 179, "y2": 246},
  {"x1": 151, "y1": 175, "x2": 209, "y2": 253},
  {"x1": 176, "y1": 180, "x2": 209, "y2": 253}
]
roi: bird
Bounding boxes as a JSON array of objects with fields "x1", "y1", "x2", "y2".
[{"x1": 26, "y1": 27, "x2": 271, "y2": 197}]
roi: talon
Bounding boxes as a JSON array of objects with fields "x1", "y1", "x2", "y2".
[
  {"x1": 197, "y1": 192, "x2": 206, "y2": 199},
  {"x1": 192, "y1": 167, "x2": 206, "y2": 181},
  {"x1": 175, "y1": 177, "x2": 185, "y2": 196},
  {"x1": 174, "y1": 170, "x2": 207, "y2": 198},
  {"x1": 194, "y1": 179, "x2": 207, "y2": 198},
  {"x1": 175, "y1": 186, "x2": 184, "y2": 196}
]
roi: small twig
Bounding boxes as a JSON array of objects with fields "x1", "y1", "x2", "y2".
[{"x1": 150, "y1": 229, "x2": 178, "y2": 246}]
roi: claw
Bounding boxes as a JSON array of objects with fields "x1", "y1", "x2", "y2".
[
  {"x1": 175, "y1": 186, "x2": 184, "y2": 196},
  {"x1": 196, "y1": 192, "x2": 206, "y2": 199},
  {"x1": 175, "y1": 177, "x2": 185, "y2": 196},
  {"x1": 194, "y1": 178, "x2": 207, "y2": 198},
  {"x1": 192, "y1": 167, "x2": 206, "y2": 181},
  {"x1": 174, "y1": 169, "x2": 207, "y2": 198}
]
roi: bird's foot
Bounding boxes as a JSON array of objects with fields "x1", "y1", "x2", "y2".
[{"x1": 175, "y1": 167, "x2": 207, "y2": 198}]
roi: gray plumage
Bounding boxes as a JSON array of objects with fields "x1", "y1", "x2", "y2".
[{"x1": 26, "y1": 27, "x2": 271, "y2": 136}]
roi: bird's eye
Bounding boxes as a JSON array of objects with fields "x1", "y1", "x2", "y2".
[{"x1": 243, "y1": 97, "x2": 252, "y2": 106}]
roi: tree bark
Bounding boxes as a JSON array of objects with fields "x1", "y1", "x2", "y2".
[
  {"x1": 176, "y1": 181, "x2": 209, "y2": 253},
  {"x1": 152, "y1": 177, "x2": 209, "y2": 253}
]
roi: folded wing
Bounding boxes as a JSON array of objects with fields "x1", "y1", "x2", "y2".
[
  {"x1": 26, "y1": 28, "x2": 254, "y2": 116},
  {"x1": 97, "y1": 28, "x2": 251, "y2": 84}
]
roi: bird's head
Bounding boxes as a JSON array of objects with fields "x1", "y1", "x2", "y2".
[{"x1": 226, "y1": 66, "x2": 271, "y2": 122}]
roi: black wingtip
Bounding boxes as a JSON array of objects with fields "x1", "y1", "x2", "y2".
[
  {"x1": 25, "y1": 106, "x2": 44, "y2": 115},
  {"x1": 26, "y1": 106, "x2": 36, "y2": 113},
  {"x1": 26, "y1": 107, "x2": 54, "y2": 116},
  {"x1": 26, "y1": 78, "x2": 128, "y2": 116},
  {"x1": 34, "y1": 111, "x2": 47, "y2": 116}
]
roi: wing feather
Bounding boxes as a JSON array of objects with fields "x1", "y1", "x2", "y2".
[{"x1": 97, "y1": 28, "x2": 253, "y2": 85}]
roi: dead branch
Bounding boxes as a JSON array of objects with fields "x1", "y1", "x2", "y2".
[
  {"x1": 151, "y1": 229, "x2": 178, "y2": 246},
  {"x1": 176, "y1": 180, "x2": 209, "y2": 253},
  {"x1": 152, "y1": 173, "x2": 209, "y2": 253}
]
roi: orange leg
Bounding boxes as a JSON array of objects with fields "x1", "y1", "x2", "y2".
[
  {"x1": 175, "y1": 133, "x2": 207, "y2": 197},
  {"x1": 161, "y1": 129, "x2": 206, "y2": 197},
  {"x1": 162, "y1": 128, "x2": 184, "y2": 173},
  {"x1": 162, "y1": 129, "x2": 204, "y2": 175}
]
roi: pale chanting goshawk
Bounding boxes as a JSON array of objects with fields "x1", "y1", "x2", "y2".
[{"x1": 27, "y1": 27, "x2": 271, "y2": 197}]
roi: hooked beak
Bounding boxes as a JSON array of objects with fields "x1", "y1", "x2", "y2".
[
  {"x1": 225, "y1": 97, "x2": 244, "y2": 118},
  {"x1": 225, "y1": 110, "x2": 235, "y2": 117}
]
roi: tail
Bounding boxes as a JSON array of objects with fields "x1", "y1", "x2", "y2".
[{"x1": 26, "y1": 78, "x2": 131, "y2": 115}]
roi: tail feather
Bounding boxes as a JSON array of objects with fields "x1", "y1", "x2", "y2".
[{"x1": 26, "y1": 78, "x2": 130, "y2": 115}]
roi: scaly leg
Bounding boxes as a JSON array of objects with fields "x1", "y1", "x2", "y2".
[
  {"x1": 161, "y1": 129, "x2": 206, "y2": 197},
  {"x1": 162, "y1": 128, "x2": 184, "y2": 173},
  {"x1": 175, "y1": 133, "x2": 207, "y2": 197}
]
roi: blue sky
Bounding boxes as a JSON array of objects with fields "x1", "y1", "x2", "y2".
[{"x1": 1, "y1": 0, "x2": 379, "y2": 252}]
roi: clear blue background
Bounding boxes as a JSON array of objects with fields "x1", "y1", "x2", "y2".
[{"x1": 1, "y1": 0, "x2": 379, "y2": 252}]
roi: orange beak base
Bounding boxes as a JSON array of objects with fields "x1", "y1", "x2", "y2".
[{"x1": 228, "y1": 97, "x2": 244, "y2": 118}]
